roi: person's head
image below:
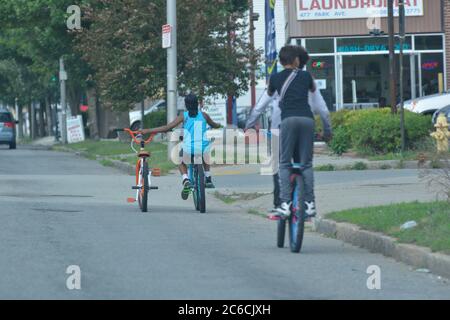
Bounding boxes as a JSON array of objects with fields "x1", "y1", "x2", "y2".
[
  {"x1": 279, "y1": 45, "x2": 299, "y2": 68},
  {"x1": 185, "y1": 93, "x2": 199, "y2": 117},
  {"x1": 296, "y1": 46, "x2": 310, "y2": 70}
]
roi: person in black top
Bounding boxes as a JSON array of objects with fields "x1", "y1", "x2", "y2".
[{"x1": 268, "y1": 45, "x2": 317, "y2": 218}]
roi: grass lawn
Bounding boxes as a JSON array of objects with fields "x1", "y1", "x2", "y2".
[
  {"x1": 328, "y1": 201, "x2": 450, "y2": 254},
  {"x1": 57, "y1": 140, "x2": 176, "y2": 175}
]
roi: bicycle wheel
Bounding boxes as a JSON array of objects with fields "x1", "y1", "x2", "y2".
[
  {"x1": 138, "y1": 160, "x2": 149, "y2": 213},
  {"x1": 196, "y1": 164, "x2": 206, "y2": 213},
  {"x1": 277, "y1": 218, "x2": 286, "y2": 248},
  {"x1": 191, "y1": 165, "x2": 199, "y2": 211},
  {"x1": 289, "y1": 175, "x2": 305, "y2": 253}
]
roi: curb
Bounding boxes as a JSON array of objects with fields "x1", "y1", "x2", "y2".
[{"x1": 314, "y1": 218, "x2": 450, "y2": 279}]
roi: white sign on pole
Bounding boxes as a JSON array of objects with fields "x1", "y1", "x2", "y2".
[
  {"x1": 162, "y1": 24, "x2": 172, "y2": 49},
  {"x1": 67, "y1": 115, "x2": 85, "y2": 144},
  {"x1": 297, "y1": 0, "x2": 424, "y2": 20}
]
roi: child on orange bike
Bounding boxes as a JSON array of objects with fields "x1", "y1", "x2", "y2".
[{"x1": 141, "y1": 93, "x2": 222, "y2": 200}]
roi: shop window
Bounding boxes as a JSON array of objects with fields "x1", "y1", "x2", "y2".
[
  {"x1": 305, "y1": 39, "x2": 334, "y2": 54},
  {"x1": 415, "y1": 35, "x2": 443, "y2": 51},
  {"x1": 420, "y1": 53, "x2": 444, "y2": 96},
  {"x1": 307, "y1": 56, "x2": 335, "y2": 111}
]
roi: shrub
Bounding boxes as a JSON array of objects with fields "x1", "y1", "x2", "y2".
[
  {"x1": 144, "y1": 111, "x2": 167, "y2": 129},
  {"x1": 328, "y1": 126, "x2": 351, "y2": 155},
  {"x1": 352, "y1": 161, "x2": 368, "y2": 171},
  {"x1": 347, "y1": 109, "x2": 432, "y2": 154}
]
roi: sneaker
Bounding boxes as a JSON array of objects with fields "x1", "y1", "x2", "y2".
[
  {"x1": 305, "y1": 201, "x2": 317, "y2": 218},
  {"x1": 275, "y1": 202, "x2": 291, "y2": 218},
  {"x1": 205, "y1": 176, "x2": 215, "y2": 189},
  {"x1": 181, "y1": 179, "x2": 192, "y2": 200}
]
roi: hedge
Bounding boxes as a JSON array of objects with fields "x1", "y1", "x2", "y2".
[{"x1": 317, "y1": 108, "x2": 433, "y2": 155}]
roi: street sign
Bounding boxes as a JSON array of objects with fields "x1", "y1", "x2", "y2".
[
  {"x1": 59, "y1": 71, "x2": 68, "y2": 81},
  {"x1": 162, "y1": 24, "x2": 172, "y2": 49}
]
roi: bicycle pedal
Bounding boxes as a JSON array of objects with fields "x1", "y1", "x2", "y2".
[
  {"x1": 149, "y1": 186, "x2": 159, "y2": 190},
  {"x1": 268, "y1": 214, "x2": 281, "y2": 221},
  {"x1": 127, "y1": 198, "x2": 136, "y2": 203},
  {"x1": 132, "y1": 186, "x2": 141, "y2": 190}
]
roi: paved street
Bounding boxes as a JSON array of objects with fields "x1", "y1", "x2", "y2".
[{"x1": 1, "y1": 146, "x2": 450, "y2": 299}]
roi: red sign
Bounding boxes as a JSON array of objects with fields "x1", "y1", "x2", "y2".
[{"x1": 80, "y1": 105, "x2": 89, "y2": 112}]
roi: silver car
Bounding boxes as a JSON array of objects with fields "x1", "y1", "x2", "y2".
[
  {"x1": 432, "y1": 105, "x2": 450, "y2": 128},
  {"x1": 0, "y1": 110, "x2": 17, "y2": 149}
]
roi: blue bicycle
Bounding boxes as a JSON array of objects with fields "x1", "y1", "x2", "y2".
[
  {"x1": 188, "y1": 154, "x2": 206, "y2": 214},
  {"x1": 270, "y1": 163, "x2": 306, "y2": 253}
]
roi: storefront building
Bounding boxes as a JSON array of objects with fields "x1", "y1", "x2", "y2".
[
  {"x1": 284, "y1": 0, "x2": 447, "y2": 111},
  {"x1": 445, "y1": 0, "x2": 450, "y2": 90}
]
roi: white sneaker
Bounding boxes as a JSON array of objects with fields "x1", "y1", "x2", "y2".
[
  {"x1": 305, "y1": 201, "x2": 317, "y2": 218},
  {"x1": 276, "y1": 202, "x2": 291, "y2": 218}
]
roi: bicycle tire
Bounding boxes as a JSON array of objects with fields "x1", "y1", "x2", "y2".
[
  {"x1": 191, "y1": 165, "x2": 199, "y2": 211},
  {"x1": 289, "y1": 175, "x2": 305, "y2": 253},
  {"x1": 139, "y1": 160, "x2": 149, "y2": 213},
  {"x1": 197, "y1": 164, "x2": 206, "y2": 213},
  {"x1": 277, "y1": 218, "x2": 286, "y2": 248}
]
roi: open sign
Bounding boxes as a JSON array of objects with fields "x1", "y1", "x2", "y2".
[{"x1": 422, "y1": 61, "x2": 439, "y2": 71}]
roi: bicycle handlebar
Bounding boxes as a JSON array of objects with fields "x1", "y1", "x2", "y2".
[{"x1": 116, "y1": 128, "x2": 156, "y2": 144}]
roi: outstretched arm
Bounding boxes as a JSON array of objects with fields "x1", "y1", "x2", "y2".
[
  {"x1": 308, "y1": 87, "x2": 332, "y2": 140},
  {"x1": 202, "y1": 112, "x2": 222, "y2": 129},
  {"x1": 245, "y1": 90, "x2": 276, "y2": 130},
  {"x1": 142, "y1": 114, "x2": 184, "y2": 134}
]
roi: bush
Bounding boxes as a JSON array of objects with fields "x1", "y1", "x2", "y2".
[
  {"x1": 143, "y1": 111, "x2": 167, "y2": 129},
  {"x1": 328, "y1": 126, "x2": 351, "y2": 155},
  {"x1": 346, "y1": 109, "x2": 432, "y2": 154}
]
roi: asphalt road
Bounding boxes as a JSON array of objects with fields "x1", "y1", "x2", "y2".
[{"x1": 1, "y1": 145, "x2": 450, "y2": 299}]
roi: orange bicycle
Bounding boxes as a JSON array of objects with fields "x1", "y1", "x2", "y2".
[{"x1": 116, "y1": 128, "x2": 159, "y2": 212}]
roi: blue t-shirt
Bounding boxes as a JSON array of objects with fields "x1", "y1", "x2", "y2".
[{"x1": 183, "y1": 111, "x2": 210, "y2": 155}]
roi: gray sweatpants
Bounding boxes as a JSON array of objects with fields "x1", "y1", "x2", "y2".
[{"x1": 279, "y1": 117, "x2": 315, "y2": 203}]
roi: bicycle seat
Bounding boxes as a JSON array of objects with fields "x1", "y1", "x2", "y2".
[{"x1": 138, "y1": 150, "x2": 151, "y2": 158}]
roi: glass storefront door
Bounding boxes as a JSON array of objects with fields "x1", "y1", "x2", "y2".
[{"x1": 342, "y1": 55, "x2": 390, "y2": 108}]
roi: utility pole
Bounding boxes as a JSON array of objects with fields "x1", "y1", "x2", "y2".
[
  {"x1": 249, "y1": 0, "x2": 256, "y2": 108},
  {"x1": 59, "y1": 57, "x2": 68, "y2": 144},
  {"x1": 388, "y1": 0, "x2": 397, "y2": 113},
  {"x1": 15, "y1": 98, "x2": 23, "y2": 140},
  {"x1": 167, "y1": 0, "x2": 177, "y2": 158},
  {"x1": 399, "y1": 0, "x2": 406, "y2": 152},
  {"x1": 387, "y1": 0, "x2": 397, "y2": 113},
  {"x1": 141, "y1": 100, "x2": 145, "y2": 130}
]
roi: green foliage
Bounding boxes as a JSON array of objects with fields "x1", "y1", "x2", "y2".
[
  {"x1": 326, "y1": 108, "x2": 433, "y2": 155},
  {"x1": 328, "y1": 126, "x2": 351, "y2": 155},
  {"x1": 351, "y1": 161, "x2": 368, "y2": 171},
  {"x1": 315, "y1": 164, "x2": 336, "y2": 172},
  {"x1": 329, "y1": 201, "x2": 450, "y2": 253},
  {"x1": 144, "y1": 111, "x2": 167, "y2": 129}
]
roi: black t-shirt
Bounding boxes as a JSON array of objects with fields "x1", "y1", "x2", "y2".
[{"x1": 268, "y1": 69, "x2": 314, "y2": 120}]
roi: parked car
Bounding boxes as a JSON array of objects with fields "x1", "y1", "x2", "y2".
[
  {"x1": 402, "y1": 92, "x2": 450, "y2": 115},
  {"x1": 129, "y1": 100, "x2": 166, "y2": 131},
  {"x1": 0, "y1": 109, "x2": 18, "y2": 149},
  {"x1": 432, "y1": 105, "x2": 450, "y2": 128}
]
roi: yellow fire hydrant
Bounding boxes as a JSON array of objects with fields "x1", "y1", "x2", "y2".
[{"x1": 430, "y1": 113, "x2": 450, "y2": 153}]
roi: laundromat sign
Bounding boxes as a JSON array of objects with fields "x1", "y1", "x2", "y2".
[{"x1": 297, "y1": 0, "x2": 424, "y2": 20}]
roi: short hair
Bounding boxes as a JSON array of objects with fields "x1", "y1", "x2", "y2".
[
  {"x1": 279, "y1": 45, "x2": 299, "y2": 66},
  {"x1": 184, "y1": 93, "x2": 199, "y2": 117},
  {"x1": 297, "y1": 46, "x2": 310, "y2": 69}
]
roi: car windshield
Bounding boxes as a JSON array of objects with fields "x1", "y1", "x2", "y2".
[{"x1": 0, "y1": 113, "x2": 12, "y2": 122}]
